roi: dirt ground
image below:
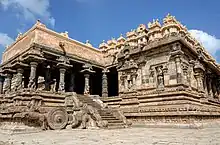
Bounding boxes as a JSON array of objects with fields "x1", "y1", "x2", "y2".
[{"x1": 0, "y1": 127, "x2": 220, "y2": 145}]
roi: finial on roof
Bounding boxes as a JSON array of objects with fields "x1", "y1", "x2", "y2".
[
  {"x1": 148, "y1": 19, "x2": 161, "y2": 29},
  {"x1": 86, "y1": 40, "x2": 93, "y2": 47},
  {"x1": 99, "y1": 40, "x2": 108, "y2": 49},
  {"x1": 163, "y1": 13, "x2": 178, "y2": 25},
  {"x1": 60, "y1": 31, "x2": 69, "y2": 38},
  {"x1": 117, "y1": 34, "x2": 126, "y2": 42},
  {"x1": 148, "y1": 22, "x2": 152, "y2": 28},
  {"x1": 35, "y1": 19, "x2": 46, "y2": 28},
  {"x1": 16, "y1": 32, "x2": 23, "y2": 41}
]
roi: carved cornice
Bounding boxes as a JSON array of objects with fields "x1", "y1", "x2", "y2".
[
  {"x1": 1, "y1": 65, "x2": 16, "y2": 74},
  {"x1": 118, "y1": 59, "x2": 138, "y2": 71},
  {"x1": 56, "y1": 55, "x2": 72, "y2": 69},
  {"x1": 80, "y1": 63, "x2": 95, "y2": 74},
  {"x1": 22, "y1": 47, "x2": 46, "y2": 63}
]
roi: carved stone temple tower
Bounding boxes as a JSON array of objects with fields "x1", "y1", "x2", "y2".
[{"x1": 1, "y1": 14, "x2": 220, "y2": 130}]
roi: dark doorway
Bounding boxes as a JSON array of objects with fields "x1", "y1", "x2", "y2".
[
  {"x1": 90, "y1": 67, "x2": 102, "y2": 96},
  {"x1": 108, "y1": 67, "x2": 119, "y2": 97},
  {"x1": 72, "y1": 63, "x2": 85, "y2": 94}
]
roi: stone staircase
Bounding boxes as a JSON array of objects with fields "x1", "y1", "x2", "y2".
[{"x1": 77, "y1": 94, "x2": 127, "y2": 129}]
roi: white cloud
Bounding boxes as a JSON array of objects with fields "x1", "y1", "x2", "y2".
[
  {"x1": 0, "y1": 33, "x2": 14, "y2": 47},
  {"x1": 189, "y1": 29, "x2": 220, "y2": 59},
  {"x1": 0, "y1": 0, "x2": 55, "y2": 27}
]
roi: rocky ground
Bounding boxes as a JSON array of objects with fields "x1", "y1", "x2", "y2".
[{"x1": 0, "y1": 127, "x2": 220, "y2": 145}]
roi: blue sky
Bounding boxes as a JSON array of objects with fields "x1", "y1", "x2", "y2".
[{"x1": 0, "y1": 0, "x2": 220, "y2": 61}]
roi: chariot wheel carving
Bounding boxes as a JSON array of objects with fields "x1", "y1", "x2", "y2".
[{"x1": 47, "y1": 108, "x2": 68, "y2": 130}]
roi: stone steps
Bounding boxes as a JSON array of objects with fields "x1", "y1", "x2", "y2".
[
  {"x1": 76, "y1": 94, "x2": 126, "y2": 129},
  {"x1": 107, "y1": 120, "x2": 123, "y2": 123}
]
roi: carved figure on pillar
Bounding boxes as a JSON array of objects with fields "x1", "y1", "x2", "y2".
[
  {"x1": 175, "y1": 56, "x2": 182, "y2": 84},
  {"x1": 84, "y1": 74, "x2": 90, "y2": 95},
  {"x1": 58, "y1": 68, "x2": 66, "y2": 92},
  {"x1": 56, "y1": 55, "x2": 72, "y2": 93},
  {"x1": 50, "y1": 79, "x2": 57, "y2": 92},
  {"x1": 4, "y1": 74, "x2": 12, "y2": 94},
  {"x1": 37, "y1": 76, "x2": 46, "y2": 91},
  {"x1": 182, "y1": 64, "x2": 190, "y2": 86},
  {"x1": 156, "y1": 66, "x2": 164, "y2": 89},
  {"x1": 149, "y1": 68, "x2": 155, "y2": 85},
  {"x1": 194, "y1": 61, "x2": 205, "y2": 93},
  {"x1": 15, "y1": 68, "x2": 24, "y2": 91},
  {"x1": 102, "y1": 69, "x2": 109, "y2": 97},
  {"x1": 28, "y1": 62, "x2": 38, "y2": 89},
  {"x1": 80, "y1": 64, "x2": 95, "y2": 95}
]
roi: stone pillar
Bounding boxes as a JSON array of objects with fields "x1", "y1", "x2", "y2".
[
  {"x1": 15, "y1": 68, "x2": 24, "y2": 91},
  {"x1": 58, "y1": 68, "x2": 66, "y2": 92},
  {"x1": 207, "y1": 75, "x2": 213, "y2": 98},
  {"x1": 203, "y1": 75, "x2": 208, "y2": 97},
  {"x1": 4, "y1": 74, "x2": 12, "y2": 94},
  {"x1": 0, "y1": 75, "x2": 4, "y2": 94},
  {"x1": 80, "y1": 64, "x2": 95, "y2": 95},
  {"x1": 175, "y1": 56, "x2": 182, "y2": 84},
  {"x1": 84, "y1": 74, "x2": 90, "y2": 95},
  {"x1": 69, "y1": 72, "x2": 75, "y2": 92},
  {"x1": 28, "y1": 62, "x2": 38, "y2": 89},
  {"x1": 102, "y1": 69, "x2": 109, "y2": 97}
]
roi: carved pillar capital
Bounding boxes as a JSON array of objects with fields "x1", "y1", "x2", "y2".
[
  {"x1": 30, "y1": 61, "x2": 38, "y2": 67},
  {"x1": 102, "y1": 68, "x2": 110, "y2": 74}
]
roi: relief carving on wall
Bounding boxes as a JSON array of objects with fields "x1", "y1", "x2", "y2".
[
  {"x1": 156, "y1": 66, "x2": 164, "y2": 89},
  {"x1": 149, "y1": 63, "x2": 168, "y2": 90},
  {"x1": 118, "y1": 49, "x2": 139, "y2": 92}
]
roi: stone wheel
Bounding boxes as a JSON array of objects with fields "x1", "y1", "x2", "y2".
[{"x1": 47, "y1": 108, "x2": 68, "y2": 130}]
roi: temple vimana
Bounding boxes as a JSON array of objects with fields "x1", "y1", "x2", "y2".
[{"x1": 0, "y1": 14, "x2": 220, "y2": 131}]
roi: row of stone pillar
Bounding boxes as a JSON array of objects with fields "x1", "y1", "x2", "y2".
[{"x1": 0, "y1": 61, "x2": 110, "y2": 97}]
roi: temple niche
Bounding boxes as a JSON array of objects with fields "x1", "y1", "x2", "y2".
[{"x1": 1, "y1": 14, "x2": 220, "y2": 130}]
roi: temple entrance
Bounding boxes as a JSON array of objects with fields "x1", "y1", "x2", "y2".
[
  {"x1": 71, "y1": 63, "x2": 84, "y2": 94},
  {"x1": 108, "y1": 67, "x2": 119, "y2": 97},
  {"x1": 90, "y1": 67, "x2": 102, "y2": 96}
]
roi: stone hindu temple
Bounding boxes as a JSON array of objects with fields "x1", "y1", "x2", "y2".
[{"x1": 0, "y1": 14, "x2": 220, "y2": 131}]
